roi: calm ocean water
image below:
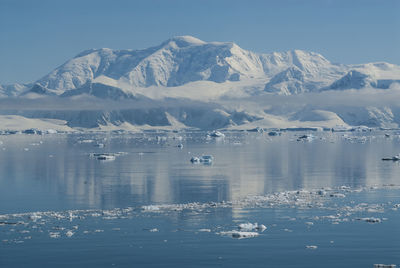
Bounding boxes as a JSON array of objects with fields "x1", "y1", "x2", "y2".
[{"x1": 0, "y1": 131, "x2": 399, "y2": 267}]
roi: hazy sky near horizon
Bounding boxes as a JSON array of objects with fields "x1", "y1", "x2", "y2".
[{"x1": 0, "y1": 0, "x2": 399, "y2": 84}]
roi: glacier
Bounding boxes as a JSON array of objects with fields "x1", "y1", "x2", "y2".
[{"x1": 1, "y1": 35, "x2": 400, "y2": 131}]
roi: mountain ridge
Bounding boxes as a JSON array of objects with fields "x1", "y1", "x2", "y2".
[{"x1": 2, "y1": 35, "x2": 399, "y2": 99}]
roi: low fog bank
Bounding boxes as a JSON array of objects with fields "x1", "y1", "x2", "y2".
[{"x1": 1, "y1": 86, "x2": 400, "y2": 130}]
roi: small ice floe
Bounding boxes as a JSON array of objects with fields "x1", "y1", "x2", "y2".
[
  {"x1": 29, "y1": 213, "x2": 42, "y2": 221},
  {"x1": 198, "y1": 229, "x2": 211, "y2": 232},
  {"x1": 306, "y1": 245, "x2": 318, "y2": 250},
  {"x1": 94, "y1": 229, "x2": 104, "y2": 233},
  {"x1": 78, "y1": 139, "x2": 95, "y2": 144},
  {"x1": 190, "y1": 155, "x2": 214, "y2": 164},
  {"x1": 358, "y1": 217, "x2": 382, "y2": 223},
  {"x1": 374, "y1": 264, "x2": 396, "y2": 268},
  {"x1": 141, "y1": 205, "x2": 161, "y2": 212},
  {"x1": 317, "y1": 190, "x2": 327, "y2": 196},
  {"x1": 149, "y1": 228, "x2": 159, "y2": 232},
  {"x1": 238, "y1": 222, "x2": 267, "y2": 232},
  {"x1": 330, "y1": 193, "x2": 346, "y2": 198},
  {"x1": 219, "y1": 231, "x2": 259, "y2": 239},
  {"x1": 305, "y1": 222, "x2": 314, "y2": 226},
  {"x1": 94, "y1": 143, "x2": 105, "y2": 148},
  {"x1": 209, "y1": 131, "x2": 225, "y2": 138},
  {"x1": 382, "y1": 154, "x2": 400, "y2": 161},
  {"x1": 173, "y1": 136, "x2": 183, "y2": 141},
  {"x1": 93, "y1": 153, "x2": 116, "y2": 161},
  {"x1": 49, "y1": 232, "x2": 60, "y2": 239},
  {"x1": 65, "y1": 230, "x2": 74, "y2": 237},
  {"x1": 297, "y1": 134, "x2": 314, "y2": 142},
  {"x1": 200, "y1": 155, "x2": 214, "y2": 164},
  {"x1": 190, "y1": 157, "x2": 201, "y2": 163}
]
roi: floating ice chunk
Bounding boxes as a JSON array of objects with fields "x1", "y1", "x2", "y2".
[
  {"x1": 29, "y1": 213, "x2": 42, "y2": 221},
  {"x1": 49, "y1": 232, "x2": 60, "y2": 239},
  {"x1": 78, "y1": 139, "x2": 95, "y2": 144},
  {"x1": 65, "y1": 230, "x2": 74, "y2": 237},
  {"x1": 149, "y1": 228, "x2": 159, "y2": 232},
  {"x1": 200, "y1": 155, "x2": 214, "y2": 163},
  {"x1": 190, "y1": 155, "x2": 214, "y2": 164},
  {"x1": 330, "y1": 193, "x2": 346, "y2": 198},
  {"x1": 173, "y1": 136, "x2": 183, "y2": 141},
  {"x1": 142, "y1": 205, "x2": 161, "y2": 211},
  {"x1": 374, "y1": 264, "x2": 396, "y2": 268},
  {"x1": 95, "y1": 143, "x2": 105, "y2": 148},
  {"x1": 219, "y1": 231, "x2": 259, "y2": 239},
  {"x1": 238, "y1": 222, "x2": 266, "y2": 232},
  {"x1": 94, "y1": 229, "x2": 104, "y2": 233},
  {"x1": 96, "y1": 154, "x2": 116, "y2": 161},
  {"x1": 256, "y1": 224, "x2": 267, "y2": 231},
  {"x1": 317, "y1": 190, "x2": 327, "y2": 196},
  {"x1": 198, "y1": 229, "x2": 211, "y2": 232},
  {"x1": 306, "y1": 245, "x2": 318, "y2": 249},
  {"x1": 238, "y1": 222, "x2": 258, "y2": 231},
  {"x1": 297, "y1": 134, "x2": 314, "y2": 142},
  {"x1": 305, "y1": 222, "x2": 314, "y2": 226},
  {"x1": 209, "y1": 131, "x2": 225, "y2": 138},
  {"x1": 190, "y1": 157, "x2": 201, "y2": 163},
  {"x1": 359, "y1": 217, "x2": 382, "y2": 223},
  {"x1": 382, "y1": 154, "x2": 400, "y2": 161}
]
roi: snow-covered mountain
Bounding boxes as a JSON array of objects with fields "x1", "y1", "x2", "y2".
[
  {"x1": 327, "y1": 68, "x2": 400, "y2": 91},
  {"x1": 2, "y1": 36, "x2": 400, "y2": 131},
  {"x1": 8, "y1": 36, "x2": 347, "y2": 97},
  {"x1": 3, "y1": 36, "x2": 399, "y2": 99}
]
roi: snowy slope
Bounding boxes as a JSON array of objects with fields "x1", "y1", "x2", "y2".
[
  {"x1": 32, "y1": 36, "x2": 359, "y2": 98},
  {"x1": 0, "y1": 83, "x2": 31, "y2": 97}
]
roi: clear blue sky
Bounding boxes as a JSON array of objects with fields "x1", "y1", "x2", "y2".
[{"x1": 0, "y1": 0, "x2": 399, "y2": 84}]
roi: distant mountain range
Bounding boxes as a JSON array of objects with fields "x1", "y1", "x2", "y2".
[
  {"x1": 1, "y1": 36, "x2": 400, "y2": 131},
  {"x1": 2, "y1": 36, "x2": 400, "y2": 99}
]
